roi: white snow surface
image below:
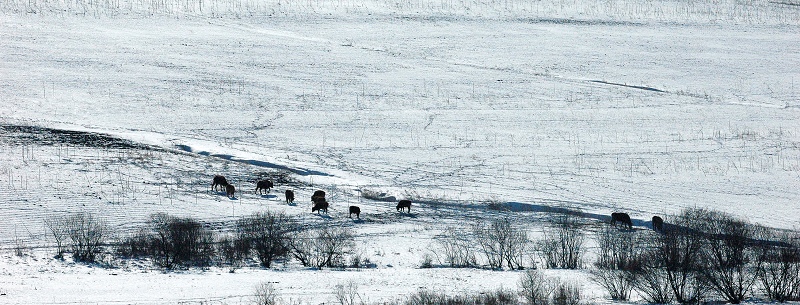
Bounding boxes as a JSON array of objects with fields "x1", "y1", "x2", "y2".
[{"x1": 1, "y1": 1, "x2": 800, "y2": 304}]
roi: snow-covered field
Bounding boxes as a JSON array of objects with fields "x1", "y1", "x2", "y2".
[{"x1": 1, "y1": 0, "x2": 799, "y2": 303}]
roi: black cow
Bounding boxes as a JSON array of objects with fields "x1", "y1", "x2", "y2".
[
  {"x1": 212, "y1": 175, "x2": 228, "y2": 192},
  {"x1": 349, "y1": 206, "x2": 361, "y2": 219},
  {"x1": 255, "y1": 179, "x2": 274, "y2": 195},
  {"x1": 611, "y1": 212, "x2": 632, "y2": 230},
  {"x1": 312, "y1": 200, "x2": 328, "y2": 214},
  {"x1": 396, "y1": 200, "x2": 412, "y2": 213},
  {"x1": 285, "y1": 190, "x2": 295, "y2": 204},
  {"x1": 652, "y1": 216, "x2": 664, "y2": 232},
  {"x1": 226, "y1": 184, "x2": 236, "y2": 199},
  {"x1": 311, "y1": 190, "x2": 326, "y2": 203}
]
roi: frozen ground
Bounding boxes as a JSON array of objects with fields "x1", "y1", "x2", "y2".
[{"x1": 1, "y1": 0, "x2": 800, "y2": 303}]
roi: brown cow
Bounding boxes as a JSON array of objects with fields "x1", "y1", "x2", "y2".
[
  {"x1": 611, "y1": 212, "x2": 632, "y2": 230},
  {"x1": 349, "y1": 206, "x2": 361, "y2": 219},
  {"x1": 396, "y1": 200, "x2": 411, "y2": 213},
  {"x1": 212, "y1": 175, "x2": 228, "y2": 192},
  {"x1": 285, "y1": 190, "x2": 295, "y2": 204},
  {"x1": 226, "y1": 184, "x2": 236, "y2": 199},
  {"x1": 311, "y1": 190, "x2": 326, "y2": 203},
  {"x1": 312, "y1": 200, "x2": 328, "y2": 214},
  {"x1": 652, "y1": 216, "x2": 664, "y2": 232},
  {"x1": 255, "y1": 179, "x2": 274, "y2": 195}
]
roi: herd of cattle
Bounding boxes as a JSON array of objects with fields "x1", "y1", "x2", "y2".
[
  {"x1": 212, "y1": 175, "x2": 664, "y2": 230},
  {"x1": 210, "y1": 175, "x2": 412, "y2": 219}
]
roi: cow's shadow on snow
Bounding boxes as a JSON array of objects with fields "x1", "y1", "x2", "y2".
[
  {"x1": 312, "y1": 213, "x2": 333, "y2": 220},
  {"x1": 260, "y1": 194, "x2": 277, "y2": 199}
]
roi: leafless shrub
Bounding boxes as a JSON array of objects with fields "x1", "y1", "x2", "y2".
[
  {"x1": 589, "y1": 268, "x2": 633, "y2": 301},
  {"x1": 420, "y1": 253, "x2": 433, "y2": 268},
  {"x1": 116, "y1": 228, "x2": 152, "y2": 259},
  {"x1": 646, "y1": 210, "x2": 707, "y2": 304},
  {"x1": 473, "y1": 218, "x2": 529, "y2": 269},
  {"x1": 687, "y1": 208, "x2": 764, "y2": 304},
  {"x1": 288, "y1": 226, "x2": 354, "y2": 269},
  {"x1": 551, "y1": 281, "x2": 582, "y2": 305},
  {"x1": 537, "y1": 214, "x2": 584, "y2": 269},
  {"x1": 218, "y1": 235, "x2": 250, "y2": 271},
  {"x1": 757, "y1": 230, "x2": 800, "y2": 302},
  {"x1": 13, "y1": 228, "x2": 27, "y2": 257},
  {"x1": 630, "y1": 251, "x2": 673, "y2": 304},
  {"x1": 44, "y1": 216, "x2": 68, "y2": 259},
  {"x1": 589, "y1": 224, "x2": 638, "y2": 301},
  {"x1": 334, "y1": 280, "x2": 363, "y2": 305},
  {"x1": 149, "y1": 213, "x2": 215, "y2": 269},
  {"x1": 66, "y1": 212, "x2": 109, "y2": 263},
  {"x1": 237, "y1": 211, "x2": 294, "y2": 268},
  {"x1": 405, "y1": 288, "x2": 517, "y2": 305},
  {"x1": 430, "y1": 226, "x2": 477, "y2": 268},
  {"x1": 518, "y1": 269, "x2": 553, "y2": 305},
  {"x1": 252, "y1": 282, "x2": 280, "y2": 305}
]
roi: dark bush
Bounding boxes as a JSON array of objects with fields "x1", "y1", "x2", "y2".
[
  {"x1": 688, "y1": 208, "x2": 763, "y2": 304},
  {"x1": 757, "y1": 230, "x2": 800, "y2": 302},
  {"x1": 149, "y1": 213, "x2": 215, "y2": 269},
  {"x1": 66, "y1": 213, "x2": 109, "y2": 263},
  {"x1": 237, "y1": 211, "x2": 294, "y2": 268},
  {"x1": 589, "y1": 224, "x2": 639, "y2": 301},
  {"x1": 116, "y1": 228, "x2": 152, "y2": 259}
]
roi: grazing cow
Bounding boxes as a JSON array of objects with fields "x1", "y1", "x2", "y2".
[
  {"x1": 611, "y1": 212, "x2": 632, "y2": 230},
  {"x1": 312, "y1": 200, "x2": 328, "y2": 214},
  {"x1": 285, "y1": 190, "x2": 295, "y2": 204},
  {"x1": 255, "y1": 179, "x2": 274, "y2": 195},
  {"x1": 212, "y1": 175, "x2": 228, "y2": 192},
  {"x1": 311, "y1": 190, "x2": 326, "y2": 203},
  {"x1": 396, "y1": 200, "x2": 412, "y2": 213},
  {"x1": 226, "y1": 184, "x2": 236, "y2": 199},
  {"x1": 349, "y1": 206, "x2": 361, "y2": 219},
  {"x1": 652, "y1": 216, "x2": 664, "y2": 232}
]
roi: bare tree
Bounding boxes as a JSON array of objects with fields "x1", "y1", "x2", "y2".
[
  {"x1": 537, "y1": 214, "x2": 584, "y2": 269},
  {"x1": 431, "y1": 226, "x2": 477, "y2": 268},
  {"x1": 650, "y1": 210, "x2": 707, "y2": 304},
  {"x1": 289, "y1": 226, "x2": 355, "y2": 269},
  {"x1": 689, "y1": 208, "x2": 763, "y2": 304},
  {"x1": 757, "y1": 230, "x2": 800, "y2": 302},
  {"x1": 589, "y1": 224, "x2": 639, "y2": 301},
  {"x1": 44, "y1": 216, "x2": 68, "y2": 259},
  {"x1": 149, "y1": 213, "x2": 215, "y2": 269},
  {"x1": 518, "y1": 269, "x2": 553, "y2": 305},
  {"x1": 473, "y1": 218, "x2": 529, "y2": 269},
  {"x1": 237, "y1": 211, "x2": 294, "y2": 268},
  {"x1": 551, "y1": 280, "x2": 582, "y2": 305},
  {"x1": 252, "y1": 282, "x2": 280, "y2": 305},
  {"x1": 66, "y1": 212, "x2": 109, "y2": 263},
  {"x1": 334, "y1": 280, "x2": 363, "y2": 305}
]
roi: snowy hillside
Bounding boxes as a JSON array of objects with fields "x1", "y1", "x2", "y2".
[{"x1": 1, "y1": 0, "x2": 799, "y2": 304}]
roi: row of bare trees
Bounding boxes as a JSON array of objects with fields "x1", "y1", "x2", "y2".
[
  {"x1": 431, "y1": 214, "x2": 585, "y2": 270},
  {"x1": 45, "y1": 211, "x2": 357, "y2": 270},
  {"x1": 591, "y1": 208, "x2": 800, "y2": 304}
]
